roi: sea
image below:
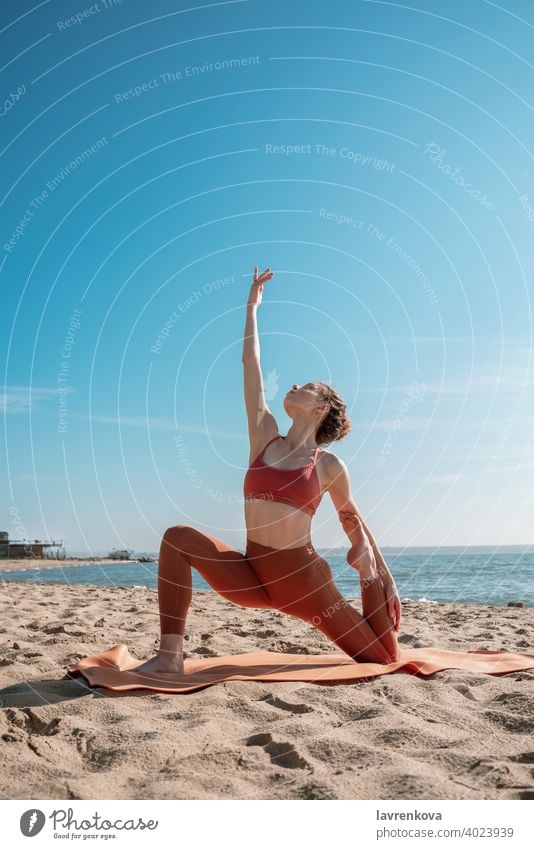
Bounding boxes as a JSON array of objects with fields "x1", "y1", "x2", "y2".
[{"x1": 1, "y1": 547, "x2": 533, "y2": 606}]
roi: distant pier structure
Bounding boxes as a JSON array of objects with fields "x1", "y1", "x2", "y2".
[{"x1": 0, "y1": 531, "x2": 65, "y2": 560}]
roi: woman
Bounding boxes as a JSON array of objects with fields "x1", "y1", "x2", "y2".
[{"x1": 136, "y1": 266, "x2": 402, "y2": 676}]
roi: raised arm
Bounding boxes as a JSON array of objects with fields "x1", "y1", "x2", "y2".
[
  {"x1": 242, "y1": 267, "x2": 278, "y2": 454},
  {"x1": 324, "y1": 453, "x2": 401, "y2": 630}
]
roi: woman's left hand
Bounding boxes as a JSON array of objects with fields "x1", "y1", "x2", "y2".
[
  {"x1": 338, "y1": 509, "x2": 364, "y2": 537},
  {"x1": 382, "y1": 578, "x2": 402, "y2": 632}
]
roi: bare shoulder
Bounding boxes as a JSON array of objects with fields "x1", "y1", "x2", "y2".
[{"x1": 316, "y1": 448, "x2": 347, "y2": 489}]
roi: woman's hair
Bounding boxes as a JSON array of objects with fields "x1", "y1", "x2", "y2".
[{"x1": 312, "y1": 381, "x2": 351, "y2": 445}]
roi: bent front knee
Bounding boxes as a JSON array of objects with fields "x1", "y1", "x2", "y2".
[{"x1": 162, "y1": 524, "x2": 195, "y2": 549}]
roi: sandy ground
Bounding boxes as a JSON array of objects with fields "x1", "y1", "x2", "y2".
[
  {"x1": 0, "y1": 582, "x2": 533, "y2": 801},
  {"x1": 0, "y1": 558, "x2": 145, "y2": 571}
]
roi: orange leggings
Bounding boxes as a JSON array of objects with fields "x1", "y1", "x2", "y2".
[{"x1": 157, "y1": 525, "x2": 399, "y2": 664}]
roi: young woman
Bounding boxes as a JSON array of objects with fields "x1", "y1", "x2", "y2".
[{"x1": 136, "y1": 267, "x2": 401, "y2": 675}]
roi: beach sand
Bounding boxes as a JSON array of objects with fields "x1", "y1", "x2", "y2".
[{"x1": 0, "y1": 582, "x2": 533, "y2": 801}]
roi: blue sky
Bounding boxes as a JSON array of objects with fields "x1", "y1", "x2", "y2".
[{"x1": 1, "y1": 0, "x2": 534, "y2": 552}]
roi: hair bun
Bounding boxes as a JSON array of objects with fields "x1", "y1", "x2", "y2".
[{"x1": 315, "y1": 382, "x2": 351, "y2": 445}]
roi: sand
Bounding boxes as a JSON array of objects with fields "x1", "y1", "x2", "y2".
[{"x1": 0, "y1": 581, "x2": 533, "y2": 801}]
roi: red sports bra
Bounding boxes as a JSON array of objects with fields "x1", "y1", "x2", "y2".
[{"x1": 243, "y1": 434, "x2": 323, "y2": 517}]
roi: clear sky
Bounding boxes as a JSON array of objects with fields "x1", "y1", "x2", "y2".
[{"x1": 1, "y1": 0, "x2": 534, "y2": 553}]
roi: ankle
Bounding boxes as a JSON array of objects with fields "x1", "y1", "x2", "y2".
[
  {"x1": 159, "y1": 633, "x2": 184, "y2": 658},
  {"x1": 359, "y1": 564, "x2": 379, "y2": 583}
]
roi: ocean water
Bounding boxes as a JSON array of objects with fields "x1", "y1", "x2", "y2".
[{"x1": 1, "y1": 550, "x2": 532, "y2": 606}]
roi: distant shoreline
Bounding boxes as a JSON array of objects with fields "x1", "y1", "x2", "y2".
[
  {"x1": 0, "y1": 557, "x2": 149, "y2": 572},
  {"x1": 2, "y1": 544, "x2": 534, "y2": 574}
]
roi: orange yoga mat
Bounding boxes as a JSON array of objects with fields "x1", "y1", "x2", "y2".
[{"x1": 67, "y1": 643, "x2": 534, "y2": 694}]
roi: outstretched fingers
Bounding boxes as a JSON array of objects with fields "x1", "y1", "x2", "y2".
[
  {"x1": 253, "y1": 265, "x2": 274, "y2": 285},
  {"x1": 338, "y1": 510, "x2": 364, "y2": 534}
]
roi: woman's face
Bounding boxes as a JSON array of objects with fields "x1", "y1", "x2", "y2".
[{"x1": 284, "y1": 382, "x2": 327, "y2": 417}]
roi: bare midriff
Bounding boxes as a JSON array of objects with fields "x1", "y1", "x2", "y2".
[{"x1": 244, "y1": 497, "x2": 314, "y2": 549}]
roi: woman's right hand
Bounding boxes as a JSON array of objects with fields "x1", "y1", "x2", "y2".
[{"x1": 247, "y1": 265, "x2": 274, "y2": 307}]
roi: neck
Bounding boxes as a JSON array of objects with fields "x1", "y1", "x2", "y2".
[{"x1": 284, "y1": 420, "x2": 318, "y2": 452}]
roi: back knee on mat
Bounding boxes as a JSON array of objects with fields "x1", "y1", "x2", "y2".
[
  {"x1": 366, "y1": 641, "x2": 398, "y2": 665},
  {"x1": 383, "y1": 647, "x2": 400, "y2": 664}
]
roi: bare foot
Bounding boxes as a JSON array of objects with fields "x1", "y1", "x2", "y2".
[
  {"x1": 133, "y1": 653, "x2": 185, "y2": 676},
  {"x1": 347, "y1": 541, "x2": 379, "y2": 581}
]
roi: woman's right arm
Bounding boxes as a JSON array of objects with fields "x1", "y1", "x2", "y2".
[
  {"x1": 242, "y1": 267, "x2": 278, "y2": 447},
  {"x1": 242, "y1": 302, "x2": 260, "y2": 363},
  {"x1": 242, "y1": 266, "x2": 272, "y2": 359}
]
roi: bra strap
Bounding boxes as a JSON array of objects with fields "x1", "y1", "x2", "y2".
[{"x1": 259, "y1": 434, "x2": 281, "y2": 458}]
